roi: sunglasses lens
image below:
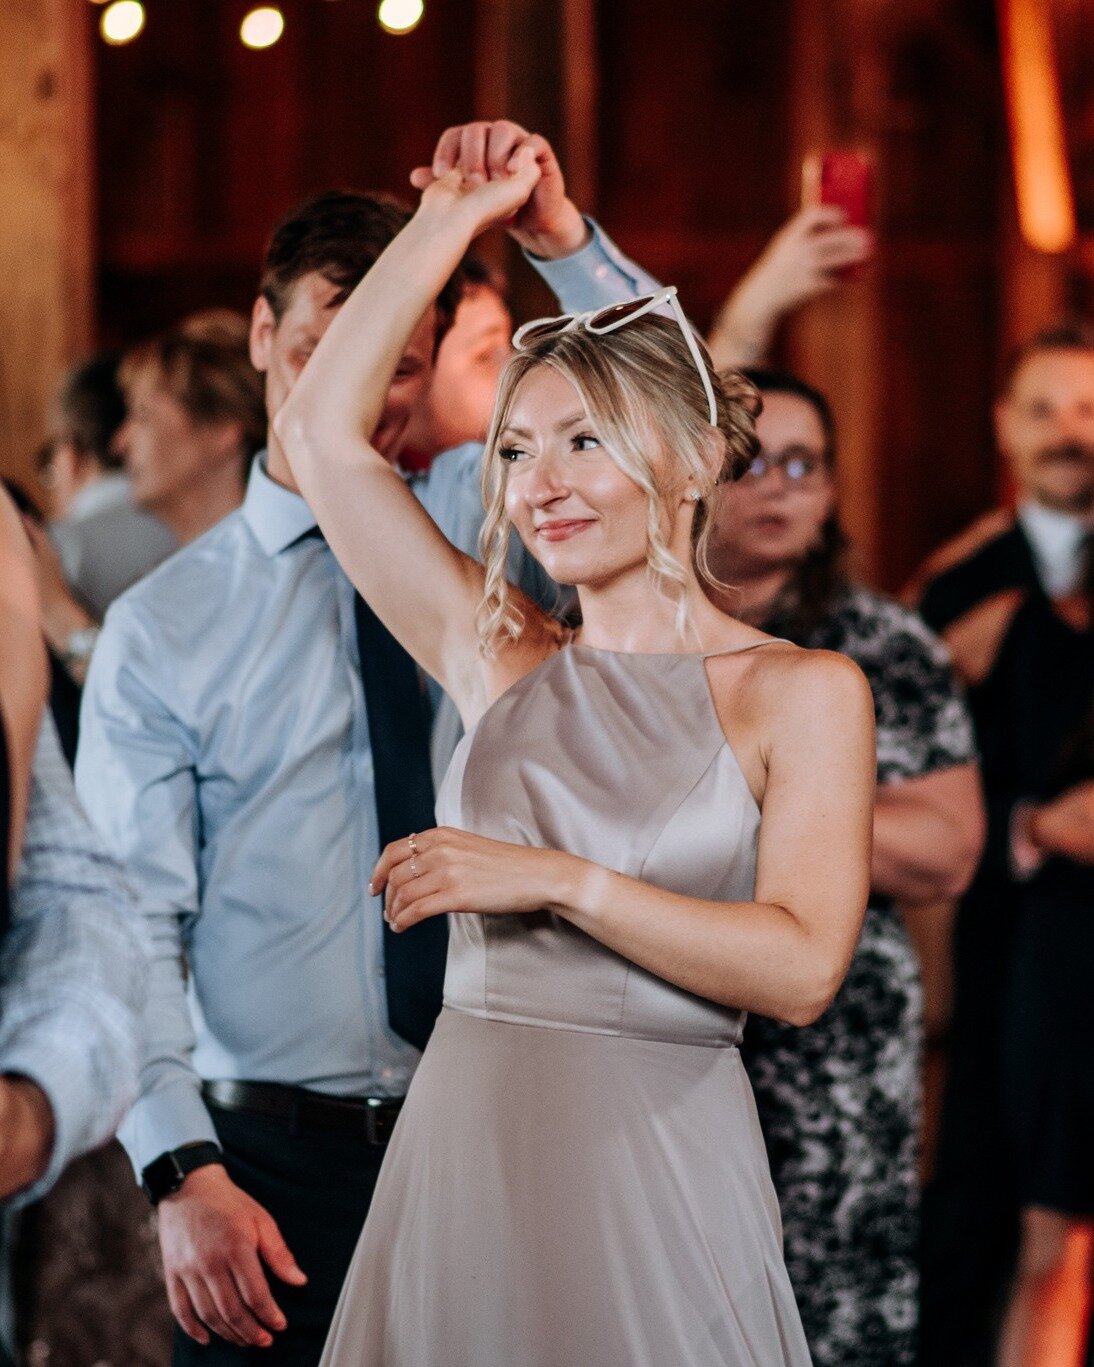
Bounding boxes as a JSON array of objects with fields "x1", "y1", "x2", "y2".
[
  {"x1": 514, "y1": 318, "x2": 570, "y2": 348},
  {"x1": 587, "y1": 296, "x2": 657, "y2": 332}
]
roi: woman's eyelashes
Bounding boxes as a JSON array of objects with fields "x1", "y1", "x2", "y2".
[{"x1": 499, "y1": 432, "x2": 601, "y2": 463}]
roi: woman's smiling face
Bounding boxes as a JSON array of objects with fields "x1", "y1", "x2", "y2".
[{"x1": 499, "y1": 365, "x2": 656, "y2": 588}]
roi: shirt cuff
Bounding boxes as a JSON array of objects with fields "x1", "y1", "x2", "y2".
[
  {"x1": 0, "y1": 1038, "x2": 114, "y2": 1207},
  {"x1": 1009, "y1": 800, "x2": 1046, "y2": 882},
  {"x1": 524, "y1": 217, "x2": 660, "y2": 316},
  {"x1": 116, "y1": 1077, "x2": 220, "y2": 1180}
]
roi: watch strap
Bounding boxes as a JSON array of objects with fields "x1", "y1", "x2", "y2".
[{"x1": 141, "y1": 1141, "x2": 224, "y2": 1205}]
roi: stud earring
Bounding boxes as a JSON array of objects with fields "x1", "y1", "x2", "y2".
[{"x1": 687, "y1": 487, "x2": 701, "y2": 503}]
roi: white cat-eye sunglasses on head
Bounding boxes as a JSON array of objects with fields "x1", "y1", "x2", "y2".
[{"x1": 511, "y1": 286, "x2": 719, "y2": 430}]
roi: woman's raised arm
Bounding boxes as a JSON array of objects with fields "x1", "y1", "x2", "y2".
[{"x1": 274, "y1": 152, "x2": 543, "y2": 718}]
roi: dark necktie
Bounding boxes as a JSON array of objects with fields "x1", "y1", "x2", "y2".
[{"x1": 353, "y1": 591, "x2": 448, "y2": 1051}]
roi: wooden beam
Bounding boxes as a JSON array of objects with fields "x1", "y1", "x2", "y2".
[
  {"x1": 0, "y1": 0, "x2": 94, "y2": 488},
  {"x1": 785, "y1": 0, "x2": 886, "y2": 582},
  {"x1": 474, "y1": 0, "x2": 598, "y2": 316}
]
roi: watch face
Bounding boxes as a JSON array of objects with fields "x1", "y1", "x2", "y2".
[
  {"x1": 141, "y1": 1151, "x2": 184, "y2": 1203},
  {"x1": 142, "y1": 1144, "x2": 222, "y2": 1203}
]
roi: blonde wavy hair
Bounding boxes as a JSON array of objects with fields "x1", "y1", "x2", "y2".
[{"x1": 477, "y1": 312, "x2": 759, "y2": 654}]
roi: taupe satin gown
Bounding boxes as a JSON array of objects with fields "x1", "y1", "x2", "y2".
[{"x1": 321, "y1": 643, "x2": 812, "y2": 1366}]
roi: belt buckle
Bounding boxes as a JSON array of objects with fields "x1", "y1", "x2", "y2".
[{"x1": 364, "y1": 1097, "x2": 395, "y2": 1146}]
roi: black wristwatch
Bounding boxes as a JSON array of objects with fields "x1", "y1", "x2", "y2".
[{"x1": 141, "y1": 1142, "x2": 224, "y2": 1205}]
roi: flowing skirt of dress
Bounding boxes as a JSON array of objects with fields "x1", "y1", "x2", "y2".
[{"x1": 320, "y1": 1008, "x2": 811, "y2": 1367}]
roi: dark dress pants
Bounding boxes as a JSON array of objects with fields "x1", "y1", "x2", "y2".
[
  {"x1": 172, "y1": 1103, "x2": 385, "y2": 1367},
  {"x1": 919, "y1": 891, "x2": 1019, "y2": 1367}
]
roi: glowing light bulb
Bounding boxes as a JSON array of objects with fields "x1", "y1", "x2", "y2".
[
  {"x1": 100, "y1": 0, "x2": 144, "y2": 44},
  {"x1": 241, "y1": 6, "x2": 285, "y2": 50},
  {"x1": 378, "y1": 0, "x2": 424, "y2": 35}
]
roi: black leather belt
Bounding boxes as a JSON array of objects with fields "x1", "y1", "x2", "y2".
[{"x1": 202, "y1": 1080, "x2": 404, "y2": 1146}]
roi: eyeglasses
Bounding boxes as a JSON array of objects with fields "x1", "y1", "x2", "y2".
[
  {"x1": 511, "y1": 286, "x2": 719, "y2": 427},
  {"x1": 741, "y1": 447, "x2": 827, "y2": 485}
]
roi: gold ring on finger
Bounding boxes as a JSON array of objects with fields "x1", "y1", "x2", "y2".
[
  {"x1": 408, "y1": 832, "x2": 420, "y2": 855},
  {"x1": 409, "y1": 857, "x2": 420, "y2": 879}
]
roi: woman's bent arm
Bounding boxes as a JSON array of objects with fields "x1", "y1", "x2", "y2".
[
  {"x1": 378, "y1": 650, "x2": 876, "y2": 1026},
  {"x1": 274, "y1": 160, "x2": 543, "y2": 716},
  {"x1": 559, "y1": 652, "x2": 875, "y2": 1024}
]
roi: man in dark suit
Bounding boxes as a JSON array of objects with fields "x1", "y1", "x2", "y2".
[{"x1": 915, "y1": 323, "x2": 1094, "y2": 1366}]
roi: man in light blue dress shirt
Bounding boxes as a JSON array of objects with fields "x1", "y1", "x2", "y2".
[{"x1": 76, "y1": 120, "x2": 659, "y2": 1365}]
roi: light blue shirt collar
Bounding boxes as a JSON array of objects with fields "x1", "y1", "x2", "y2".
[{"x1": 241, "y1": 451, "x2": 318, "y2": 556}]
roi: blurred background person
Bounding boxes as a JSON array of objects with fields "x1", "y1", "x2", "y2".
[
  {"x1": 11, "y1": 308, "x2": 263, "y2": 1367},
  {"x1": 41, "y1": 354, "x2": 176, "y2": 620},
  {"x1": 0, "y1": 488, "x2": 146, "y2": 1367},
  {"x1": 117, "y1": 310, "x2": 266, "y2": 546},
  {"x1": 706, "y1": 369, "x2": 983, "y2": 1367},
  {"x1": 399, "y1": 252, "x2": 512, "y2": 472},
  {"x1": 914, "y1": 324, "x2": 1094, "y2": 1367}
]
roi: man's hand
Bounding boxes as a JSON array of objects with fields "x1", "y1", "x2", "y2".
[
  {"x1": 158, "y1": 1164, "x2": 307, "y2": 1348},
  {"x1": 411, "y1": 120, "x2": 590, "y2": 260},
  {"x1": 0, "y1": 1075, "x2": 54, "y2": 1200},
  {"x1": 1030, "y1": 780, "x2": 1094, "y2": 866}
]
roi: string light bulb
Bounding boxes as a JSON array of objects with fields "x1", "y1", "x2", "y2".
[
  {"x1": 100, "y1": 0, "x2": 145, "y2": 44},
  {"x1": 241, "y1": 6, "x2": 285, "y2": 50},
  {"x1": 378, "y1": 0, "x2": 424, "y2": 35}
]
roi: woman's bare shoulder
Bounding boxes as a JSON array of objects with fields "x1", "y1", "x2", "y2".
[{"x1": 709, "y1": 637, "x2": 872, "y2": 736}]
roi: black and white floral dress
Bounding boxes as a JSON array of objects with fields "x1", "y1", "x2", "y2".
[{"x1": 742, "y1": 583, "x2": 977, "y2": 1367}]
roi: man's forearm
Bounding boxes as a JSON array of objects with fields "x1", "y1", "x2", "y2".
[{"x1": 527, "y1": 218, "x2": 664, "y2": 316}]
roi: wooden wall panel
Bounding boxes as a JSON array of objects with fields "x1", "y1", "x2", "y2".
[
  {"x1": 597, "y1": 0, "x2": 794, "y2": 328},
  {"x1": 784, "y1": 0, "x2": 1003, "y2": 588},
  {"x1": 0, "y1": 0, "x2": 94, "y2": 485},
  {"x1": 95, "y1": 0, "x2": 476, "y2": 345}
]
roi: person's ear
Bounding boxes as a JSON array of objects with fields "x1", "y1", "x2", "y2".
[
  {"x1": 250, "y1": 296, "x2": 276, "y2": 373},
  {"x1": 208, "y1": 419, "x2": 245, "y2": 469}
]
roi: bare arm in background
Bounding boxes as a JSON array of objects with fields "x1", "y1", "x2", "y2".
[
  {"x1": 0, "y1": 489, "x2": 48, "y2": 867},
  {"x1": 873, "y1": 763, "x2": 984, "y2": 904},
  {"x1": 707, "y1": 207, "x2": 872, "y2": 371}
]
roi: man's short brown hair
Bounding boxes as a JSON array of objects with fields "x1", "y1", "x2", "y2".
[
  {"x1": 1002, "y1": 320, "x2": 1094, "y2": 394},
  {"x1": 259, "y1": 189, "x2": 460, "y2": 333}
]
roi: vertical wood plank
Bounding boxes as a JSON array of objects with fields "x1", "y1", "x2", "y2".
[
  {"x1": 473, "y1": 0, "x2": 598, "y2": 317},
  {"x1": 785, "y1": 0, "x2": 885, "y2": 582},
  {"x1": 0, "y1": 0, "x2": 93, "y2": 486}
]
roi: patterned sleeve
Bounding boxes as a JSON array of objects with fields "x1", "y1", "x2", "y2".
[
  {"x1": 0, "y1": 714, "x2": 148, "y2": 1204},
  {"x1": 839, "y1": 589, "x2": 978, "y2": 787}
]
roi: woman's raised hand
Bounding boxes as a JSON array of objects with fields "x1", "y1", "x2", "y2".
[
  {"x1": 411, "y1": 120, "x2": 589, "y2": 258},
  {"x1": 414, "y1": 144, "x2": 542, "y2": 240}
]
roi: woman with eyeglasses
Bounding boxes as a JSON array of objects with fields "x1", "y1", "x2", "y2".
[
  {"x1": 706, "y1": 370, "x2": 984, "y2": 1367},
  {"x1": 276, "y1": 151, "x2": 875, "y2": 1366}
]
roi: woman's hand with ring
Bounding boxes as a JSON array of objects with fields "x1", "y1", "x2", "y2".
[{"x1": 369, "y1": 827, "x2": 594, "y2": 933}]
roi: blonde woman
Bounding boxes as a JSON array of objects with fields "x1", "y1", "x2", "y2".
[{"x1": 276, "y1": 151, "x2": 875, "y2": 1366}]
